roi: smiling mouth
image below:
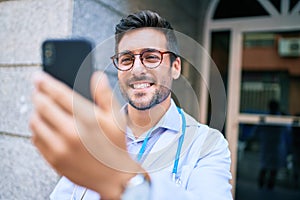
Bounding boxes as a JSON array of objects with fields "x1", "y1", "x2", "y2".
[{"x1": 130, "y1": 82, "x2": 154, "y2": 89}]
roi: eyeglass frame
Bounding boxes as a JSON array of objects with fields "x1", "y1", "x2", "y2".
[{"x1": 110, "y1": 48, "x2": 178, "y2": 71}]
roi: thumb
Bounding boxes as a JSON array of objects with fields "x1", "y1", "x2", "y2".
[
  {"x1": 90, "y1": 71, "x2": 120, "y2": 113},
  {"x1": 90, "y1": 71, "x2": 126, "y2": 150}
]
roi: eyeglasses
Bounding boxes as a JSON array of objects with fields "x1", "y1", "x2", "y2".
[{"x1": 111, "y1": 48, "x2": 177, "y2": 71}]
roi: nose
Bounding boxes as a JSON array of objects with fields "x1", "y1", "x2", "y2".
[{"x1": 131, "y1": 55, "x2": 147, "y2": 74}]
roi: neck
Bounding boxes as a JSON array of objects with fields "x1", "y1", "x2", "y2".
[{"x1": 127, "y1": 97, "x2": 171, "y2": 138}]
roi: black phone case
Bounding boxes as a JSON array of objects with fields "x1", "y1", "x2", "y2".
[{"x1": 42, "y1": 39, "x2": 94, "y2": 101}]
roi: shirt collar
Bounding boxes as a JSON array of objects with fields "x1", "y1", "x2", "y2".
[
  {"x1": 122, "y1": 99, "x2": 181, "y2": 140},
  {"x1": 159, "y1": 99, "x2": 181, "y2": 132}
]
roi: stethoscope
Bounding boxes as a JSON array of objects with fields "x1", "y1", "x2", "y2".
[
  {"x1": 137, "y1": 107, "x2": 186, "y2": 185},
  {"x1": 71, "y1": 107, "x2": 186, "y2": 199}
]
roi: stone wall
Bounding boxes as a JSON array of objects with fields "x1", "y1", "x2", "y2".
[
  {"x1": 0, "y1": 0, "x2": 73, "y2": 199},
  {"x1": 0, "y1": 0, "x2": 205, "y2": 199}
]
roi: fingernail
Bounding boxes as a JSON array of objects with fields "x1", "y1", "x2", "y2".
[{"x1": 97, "y1": 71, "x2": 109, "y2": 86}]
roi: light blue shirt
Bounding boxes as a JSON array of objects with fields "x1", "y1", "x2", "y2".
[{"x1": 50, "y1": 100, "x2": 233, "y2": 199}]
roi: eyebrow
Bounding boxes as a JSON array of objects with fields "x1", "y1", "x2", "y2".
[{"x1": 117, "y1": 48, "x2": 165, "y2": 55}]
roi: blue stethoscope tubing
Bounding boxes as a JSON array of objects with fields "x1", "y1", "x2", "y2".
[
  {"x1": 137, "y1": 107, "x2": 186, "y2": 183},
  {"x1": 71, "y1": 107, "x2": 187, "y2": 199}
]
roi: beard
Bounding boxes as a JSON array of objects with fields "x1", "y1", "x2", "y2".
[
  {"x1": 119, "y1": 77, "x2": 172, "y2": 110},
  {"x1": 128, "y1": 86, "x2": 171, "y2": 110}
]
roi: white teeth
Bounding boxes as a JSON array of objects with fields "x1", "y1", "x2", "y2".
[{"x1": 133, "y1": 83, "x2": 151, "y2": 89}]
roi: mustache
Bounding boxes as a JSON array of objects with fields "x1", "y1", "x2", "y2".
[{"x1": 126, "y1": 75, "x2": 156, "y2": 84}]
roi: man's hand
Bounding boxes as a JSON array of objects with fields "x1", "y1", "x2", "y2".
[{"x1": 29, "y1": 71, "x2": 142, "y2": 199}]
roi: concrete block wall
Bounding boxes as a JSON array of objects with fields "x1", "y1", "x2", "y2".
[
  {"x1": 0, "y1": 0, "x2": 203, "y2": 199},
  {"x1": 0, "y1": 0, "x2": 73, "y2": 199}
]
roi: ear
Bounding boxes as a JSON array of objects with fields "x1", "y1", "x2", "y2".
[{"x1": 171, "y1": 57, "x2": 181, "y2": 80}]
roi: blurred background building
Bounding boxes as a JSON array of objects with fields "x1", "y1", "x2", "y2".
[{"x1": 1, "y1": 0, "x2": 300, "y2": 199}]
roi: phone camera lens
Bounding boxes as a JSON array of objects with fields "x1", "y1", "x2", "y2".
[{"x1": 43, "y1": 42, "x2": 55, "y2": 66}]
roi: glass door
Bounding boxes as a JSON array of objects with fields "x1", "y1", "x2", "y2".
[{"x1": 236, "y1": 30, "x2": 300, "y2": 199}]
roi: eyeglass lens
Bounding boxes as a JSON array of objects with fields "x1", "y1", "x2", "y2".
[{"x1": 114, "y1": 49, "x2": 163, "y2": 71}]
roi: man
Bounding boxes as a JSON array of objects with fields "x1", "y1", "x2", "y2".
[
  {"x1": 257, "y1": 100, "x2": 288, "y2": 190},
  {"x1": 30, "y1": 10, "x2": 232, "y2": 199}
]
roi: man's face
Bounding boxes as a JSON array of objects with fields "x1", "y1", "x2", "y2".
[{"x1": 117, "y1": 28, "x2": 181, "y2": 110}]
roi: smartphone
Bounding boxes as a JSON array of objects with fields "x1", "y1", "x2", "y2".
[{"x1": 42, "y1": 38, "x2": 94, "y2": 101}]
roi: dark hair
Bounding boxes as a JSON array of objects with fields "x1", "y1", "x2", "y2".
[{"x1": 114, "y1": 10, "x2": 179, "y2": 57}]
